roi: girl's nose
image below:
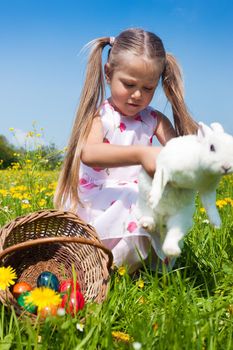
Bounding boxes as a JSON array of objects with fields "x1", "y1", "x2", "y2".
[{"x1": 131, "y1": 89, "x2": 142, "y2": 99}]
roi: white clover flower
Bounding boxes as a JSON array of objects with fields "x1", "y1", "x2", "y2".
[
  {"x1": 76, "y1": 323, "x2": 84, "y2": 332},
  {"x1": 132, "y1": 342, "x2": 142, "y2": 350},
  {"x1": 22, "y1": 199, "x2": 29, "y2": 204}
]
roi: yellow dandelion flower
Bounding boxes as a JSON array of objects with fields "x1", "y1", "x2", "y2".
[
  {"x1": 118, "y1": 266, "x2": 126, "y2": 276},
  {"x1": 9, "y1": 127, "x2": 14, "y2": 131},
  {"x1": 45, "y1": 191, "x2": 54, "y2": 197},
  {"x1": 48, "y1": 182, "x2": 58, "y2": 190},
  {"x1": 38, "y1": 199, "x2": 46, "y2": 207},
  {"x1": 216, "y1": 199, "x2": 228, "y2": 208},
  {"x1": 136, "y1": 279, "x2": 144, "y2": 289},
  {"x1": 0, "y1": 266, "x2": 17, "y2": 290},
  {"x1": 12, "y1": 193, "x2": 23, "y2": 200},
  {"x1": 25, "y1": 287, "x2": 61, "y2": 311},
  {"x1": 200, "y1": 207, "x2": 206, "y2": 213},
  {"x1": 11, "y1": 163, "x2": 21, "y2": 170},
  {"x1": 0, "y1": 189, "x2": 8, "y2": 197},
  {"x1": 22, "y1": 203, "x2": 31, "y2": 209},
  {"x1": 224, "y1": 198, "x2": 233, "y2": 206},
  {"x1": 112, "y1": 331, "x2": 132, "y2": 343},
  {"x1": 137, "y1": 296, "x2": 146, "y2": 304}
]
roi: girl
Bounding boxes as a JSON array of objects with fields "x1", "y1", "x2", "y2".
[{"x1": 54, "y1": 28, "x2": 197, "y2": 272}]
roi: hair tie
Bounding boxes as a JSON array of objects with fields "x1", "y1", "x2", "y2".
[{"x1": 109, "y1": 36, "x2": 115, "y2": 46}]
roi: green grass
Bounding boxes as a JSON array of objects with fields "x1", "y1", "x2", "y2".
[{"x1": 0, "y1": 165, "x2": 233, "y2": 349}]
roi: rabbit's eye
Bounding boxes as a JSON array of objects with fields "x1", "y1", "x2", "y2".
[{"x1": 210, "y1": 144, "x2": 216, "y2": 152}]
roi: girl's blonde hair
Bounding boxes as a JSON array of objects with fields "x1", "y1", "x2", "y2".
[{"x1": 54, "y1": 28, "x2": 197, "y2": 211}]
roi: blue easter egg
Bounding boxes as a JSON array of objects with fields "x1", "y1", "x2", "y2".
[{"x1": 37, "y1": 271, "x2": 60, "y2": 291}]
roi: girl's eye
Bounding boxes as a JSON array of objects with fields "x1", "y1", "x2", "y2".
[
  {"x1": 124, "y1": 83, "x2": 134, "y2": 88},
  {"x1": 144, "y1": 87, "x2": 153, "y2": 92}
]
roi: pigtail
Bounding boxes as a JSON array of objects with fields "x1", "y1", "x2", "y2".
[
  {"x1": 162, "y1": 53, "x2": 198, "y2": 136},
  {"x1": 54, "y1": 37, "x2": 111, "y2": 211}
]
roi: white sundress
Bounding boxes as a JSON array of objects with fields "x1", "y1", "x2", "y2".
[{"x1": 77, "y1": 99, "x2": 171, "y2": 271}]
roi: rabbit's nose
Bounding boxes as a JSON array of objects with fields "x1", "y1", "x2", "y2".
[{"x1": 222, "y1": 165, "x2": 231, "y2": 174}]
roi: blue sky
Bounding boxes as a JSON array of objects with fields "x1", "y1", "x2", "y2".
[{"x1": 0, "y1": 0, "x2": 232, "y2": 149}]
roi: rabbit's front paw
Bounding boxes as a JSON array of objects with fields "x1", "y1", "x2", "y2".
[
  {"x1": 139, "y1": 216, "x2": 155, "y2": 231},
  {"x1": 162, "y1": 241, "x2": 181, "y2": 257}
]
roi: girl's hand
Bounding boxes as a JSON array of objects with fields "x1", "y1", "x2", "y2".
[{"x1": 139, "y1": 146, "x2": 162, "y2": 177}]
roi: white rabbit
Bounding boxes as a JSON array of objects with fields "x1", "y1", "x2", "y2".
[{"x1": 137, "y1": 122, "x2": 233, "y2": 257}]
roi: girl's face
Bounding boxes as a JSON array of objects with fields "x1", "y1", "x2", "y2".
[{"x1": 105, "y1": 52, "x2": 162, "y2": 117}]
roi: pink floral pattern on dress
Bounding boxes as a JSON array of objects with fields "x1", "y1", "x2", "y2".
[
  {"x1": 79, "y1": 177, "x2": 98, "y2": 189},
  {"x1": 92, "y1": 167, "x2": 103, "y2": 172},
  {"x1": 119, "y1": 122, "x2": 126, "y2": 132},
  {"x1": 149, "y1": 135, "x2": 154, "y2": 144},
  {"x1": 103, "y1": 137, "x2": 110, "y2": 143},
  {"x1": 134, "y1": 115, "x2": 143, "y2": 122},
  {"x1": 127, "y1": 221, "x2": 137, "y2": 233},
  {"x1": 151, "y1": 110, "x2": 158, "y2": 119}
]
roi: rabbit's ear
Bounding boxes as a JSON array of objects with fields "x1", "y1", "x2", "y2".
[
  {"x1": 197, "y1": 122, "x2": 212, "y2": 141},
  {"x1": 210, "y1": 122, "x2": 224, "y2": 133}
]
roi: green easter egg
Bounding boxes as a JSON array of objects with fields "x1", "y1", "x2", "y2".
[{"x1": 17, "y1": 291, "x2": 37, "y2": 313}]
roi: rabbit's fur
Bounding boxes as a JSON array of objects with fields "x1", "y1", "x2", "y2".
[{"x1": 137, "y1": 122, "x2": 233, "y2": 257}]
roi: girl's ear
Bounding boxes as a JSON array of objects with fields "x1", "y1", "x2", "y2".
[{"x1": 104, "y1": 63, "x2": 111, "y2": 84}]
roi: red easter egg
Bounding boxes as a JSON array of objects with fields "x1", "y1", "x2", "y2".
[
  {"x1": 39, "y1": 305, "x2": 58, "y2": 319},
  {"x1": 13, "y1": 282, "x2": 32, "y2": 299},
  {"x1": 60, "y1": 290, "x2": 85, "y2": 315},
  {"x1": 59, "y1": 279, "x2": 81, "y2": 294}
]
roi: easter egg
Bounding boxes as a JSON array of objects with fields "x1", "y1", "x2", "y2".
[
  {"x1": 17, "y1": 291, "x2": 37, "y2": 314},
  {"x1": 13, "y1": 281, "x2": 32, "y2": 299},
  {"x1": 60, "y1": 290, "x2": 85, "y2": 315},
  {"x1": 37, "y1": 271, "x2": 59, "y2": 291},
  {"x1": 38, "y1": 305, "x2": 58, "y2": 318},
  {"x1": 59, "y1": 278, "x2": 81, "y2": 294}
]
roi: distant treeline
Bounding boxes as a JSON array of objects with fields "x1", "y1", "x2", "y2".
[{"x1": 0, "y1": 134, "x2": 63, "y2": 169}]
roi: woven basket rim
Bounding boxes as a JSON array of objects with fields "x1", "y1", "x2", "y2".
[
  {"x1": 0, "y1": 209, "x2": 113, "y2": 270},
  {"x1": 0, "y1": 209, "x2": 98, "y2": 238},
  {"x1": 0, "y1": 236, "x2": 113, "y2": 270}
]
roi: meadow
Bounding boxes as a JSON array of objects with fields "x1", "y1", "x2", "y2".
[{"x1": 0, "y1": 152, "x2": 233, "y2": 349}]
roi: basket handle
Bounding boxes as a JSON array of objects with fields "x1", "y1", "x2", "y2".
[{"x1": 0, "y1": 237, "x2": 113, "y2": 271}]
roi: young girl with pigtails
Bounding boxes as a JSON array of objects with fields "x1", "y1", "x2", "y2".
[{"x1": 54, "y1": 28, "x2": 197, "y2": 272}]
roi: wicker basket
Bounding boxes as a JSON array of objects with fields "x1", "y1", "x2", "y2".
[{"x1": 0, "y1": 209, "x2": 113, "y2": 317}]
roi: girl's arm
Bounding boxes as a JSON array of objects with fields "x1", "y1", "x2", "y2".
[
  {"x1": 153, "y1": 111, "x2": 177, "y2": 145},
  {"x1": 81, "y1": 116, "x2": 161, "y2": 176}
]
